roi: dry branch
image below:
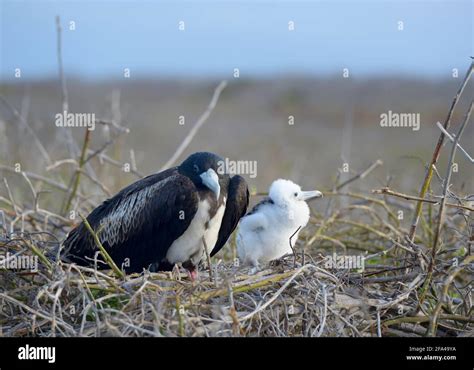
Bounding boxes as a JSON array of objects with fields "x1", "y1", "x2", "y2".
[
  {"x1": 408, "y1": 61, "x2": 473, "y2": 241},
  {"x1": 373, "y1": 187, "x2": 474, "y2": 212},
  {"x1": 160, "y1": 81, "x2": 227, "y2": 170}
]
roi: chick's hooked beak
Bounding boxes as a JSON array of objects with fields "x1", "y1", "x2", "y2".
[
  {"x1": 200, "y1": 168, "x2": 221, "y2": 199},
  {"x1": 300, "y1": 190, "x2": 323, "y2": 201}
]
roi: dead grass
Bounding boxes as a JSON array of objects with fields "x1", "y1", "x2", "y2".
[{"x1": 0, "y1": 179, "x2": 472, "y2": 337}]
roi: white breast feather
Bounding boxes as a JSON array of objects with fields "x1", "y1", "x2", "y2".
[
  {"x1": 166, "y1": 199, "x2": 210, "y2": 264},
  {"x1": 203, "y1": 198, "x2": 227, "y2": 257},
  {"x1": 166, "y1": 197, "x2": 227, "y2": 265}
]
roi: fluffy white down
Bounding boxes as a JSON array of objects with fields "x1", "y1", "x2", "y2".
[{"x1": 237, "y1": 179, "x2": 316, "y2": 268}]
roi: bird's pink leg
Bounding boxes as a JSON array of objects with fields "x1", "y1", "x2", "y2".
[{"x1": 187, "y1": 267, "x2": 198, "y2": 281}]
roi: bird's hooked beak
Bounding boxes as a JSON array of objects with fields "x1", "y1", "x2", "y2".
[
  {"x1": 200, "y1": 168, "x2": 221, "y2": 199},
  {"x1": 300, "y1": 190, "x2": 323, "y2": 201}
]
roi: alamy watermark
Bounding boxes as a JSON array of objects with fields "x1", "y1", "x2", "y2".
[
  {"x1": 55, "y1": 110, "x2": 96, "y2": 131},
  {"x1": 0, "y1": 252, "x2": 38, "y2": 272},
  {"x1": 18, "y1": 344, "x2": 56, "y2": 364},
  {"x1": 380, "y1": 110, "x2": 420, "y2": 131},
  {"x1": 217, "y1": 158, "x2": 258, "y2": 178},
  {"x1": 324, "y1": 253, "x2": 365, "y2": 271}
]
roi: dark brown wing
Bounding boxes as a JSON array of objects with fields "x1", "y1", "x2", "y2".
[{"x1": 61, "y1": 168, "x2": 199, "y2": 272}]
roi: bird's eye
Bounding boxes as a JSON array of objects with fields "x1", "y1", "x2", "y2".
[
  {"x1": 294, "y1": 192, "x2": 298, "y2": 197},
  {"x1": 193, "y1": 164, "x2": 200, "y2": 173}
]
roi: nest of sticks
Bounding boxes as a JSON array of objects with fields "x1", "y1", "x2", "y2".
[{"x1": 0, "y1": 180, "x2": 472, "y2": 337}]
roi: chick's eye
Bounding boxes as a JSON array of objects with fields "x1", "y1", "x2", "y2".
[
  {"x1": 294, "y1": 192, "x2": 298, "y2": 197},
  {"x1": 193, "y1": 164, "x2": 200, "y2": 173}
]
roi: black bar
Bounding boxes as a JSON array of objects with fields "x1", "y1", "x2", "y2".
[{"x1": 0, "y1": 337, "x2": 472, "y2": 369}]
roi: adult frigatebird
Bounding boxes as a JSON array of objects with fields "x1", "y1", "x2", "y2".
[{"x1": 61, "y1": 152, "x2": 249, "y2": 278}]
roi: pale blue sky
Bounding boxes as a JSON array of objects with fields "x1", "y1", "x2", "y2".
[{"x1": 1, "y1": 0, "x2": 472, "y2": 80}]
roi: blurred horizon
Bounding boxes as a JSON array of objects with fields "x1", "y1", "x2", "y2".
[{"x1": 1, "y1": 0, "x2": 472, "y2": 81}]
